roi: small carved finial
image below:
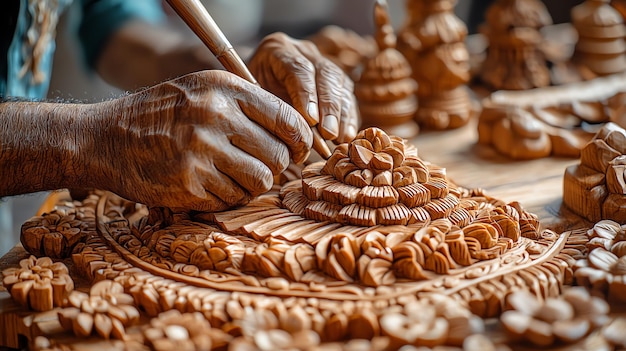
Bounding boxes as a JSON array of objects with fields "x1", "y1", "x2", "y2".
[
  {"x1": 356, "y1": 2, "x2": 420, "y2": 139},
  {"x1": 374, "y1": 0, "x2": 396, "y2": 50}
]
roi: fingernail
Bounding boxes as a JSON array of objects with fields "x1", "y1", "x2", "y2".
[
  {"x1": 307, "y1": 102, "x2": 319, "y2": 125},
  {"x1": 346, "y1": 125, "x2": 358, "y2": 140},
  {"x1": 322, "y1": 114, "x2": 339, "y2": 138}
]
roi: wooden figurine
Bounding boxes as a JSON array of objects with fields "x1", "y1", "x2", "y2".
[
  {"x1": 572, "y1": 0, "x2": 626, "y2": 78},
  {"x1": 397, "y1": 0, "x2": 474, "y2": 130},
  {"x1": 563, "y1": 122, "x2": 626, "y2": 223},
  {"x1": 479, "y1": 0, "x2": 553, "y2": 90},
  {"x1": 354, "y1": 0, "x2": 419, "y2": 139}
]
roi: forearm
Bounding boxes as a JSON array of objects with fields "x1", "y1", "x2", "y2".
[
  {"x1": 95, "y1": 21, "x2": 221, "y2": 91},
  {"x1": 0, "y1": 101, "x2": 96, "y2": 196}
]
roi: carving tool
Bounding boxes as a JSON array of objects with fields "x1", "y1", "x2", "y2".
[{"x1": 164, "y1": 0, "x2": 332, "y2": 159}]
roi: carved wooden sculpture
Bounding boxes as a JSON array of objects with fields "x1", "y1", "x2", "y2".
[
  {"x1": 355, "y1": 0, "x2": 419, "y2": 139},
  {"x1": 563, "y1": 123, "x2": 626, "y2": 223},
  {"x1": 572, "y1": 0, "x2": 626, "y2": 78},
  {"x1": 1, "y1": 127, "x2": 597, "y2": 350},
  {"x1": 397, "y1": 0, "x2": 474, "y2": 130},
  {"x1": 479, "y1": 0, "x2": 552, "y2": 90},
  {"x1": 478, "y1": 72, "x2": 626, "y2": 159}
]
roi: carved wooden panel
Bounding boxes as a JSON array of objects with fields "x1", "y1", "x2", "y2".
[{"x1": 0, "y1": 127, "x2": 607, "y2": 350}]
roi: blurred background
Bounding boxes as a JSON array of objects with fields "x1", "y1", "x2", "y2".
[{"x1": 2, "y1": 0, "x2": 583, "y2": 256}]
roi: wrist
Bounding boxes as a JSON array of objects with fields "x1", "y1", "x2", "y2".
[{"x1": 0, "y1": 101, "x2": 95, "y2": 196}]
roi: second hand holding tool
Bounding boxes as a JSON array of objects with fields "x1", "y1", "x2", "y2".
[{"x1": 165, "y1": 0, "x2": 332, "y2": 159}]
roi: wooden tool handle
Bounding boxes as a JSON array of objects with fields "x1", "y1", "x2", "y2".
[
  {"x1": 165, "y1": 0, "x2": 257, "y2": 84},
  {"x1": 165, "y1": 0, "x2": 332, "y2": 159}
]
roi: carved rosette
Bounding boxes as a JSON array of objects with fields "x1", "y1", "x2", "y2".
[
  {"x1": 57, "y1": 280, "x2": 139, "y2": 339},
  {"x1": 479, "y1": 0, "x2": 552, "y2": 90},
  {"x1": 563, "y1": 123, "x2": 626, "y2": 222},
  {"x1": 2, "y1": 255, "x2": 74, "y2": 311},
  {"x1": 575, "y1": 220, "x2": 626, "y2": 301},
  {"x1": 20, "y1": 197, "x2": 96, "y2": 258},
  {"x1": 500, "y1": 288, "x2": 609, "y2": 346},
  {"x1": 282, "y1": 128, "x2": 458, "y2": 227}
]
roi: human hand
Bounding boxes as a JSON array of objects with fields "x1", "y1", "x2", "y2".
[
  {"x1": 90, "y1": 71, "x2": 312, "y2": 211},
  {"x1": 249, "y1": 32, "x2": 360, "y2": 144}
]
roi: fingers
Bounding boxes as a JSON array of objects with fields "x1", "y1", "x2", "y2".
[
  {"x1": 235, "y1": 84, "x2": 312, "y2": 164},
  {"x1": 228, "y1": 120, "x2": 290, "y2": 175},
  {"x1": 337, "y1": 78, "x2": 360, "y2": 143},
  {"x1": 191, "y1": 159, "x2": 252, "y2": 207},
  {"x1": 315, "y1": 60, "x2": 345, "y2": 140},
  {"x1": 253, "y1": 34, "x2": 359, "y2": 143},
  {"x1": 212, "y1": 146, "x2": 275, "y2": 197}
]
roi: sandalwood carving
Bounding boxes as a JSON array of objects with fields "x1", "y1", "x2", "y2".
[
  {"x1": 6, "y1": 127, "x2": 595, "y2": 349},
  {"x1": 575, "y1": 219, "x2": 626, "y2": 301},
  {"x1": 501, "y1": 288, "x2": 609, "y2": 346},
  {"x1": 57, "y1": 280, "x2": 139, "y2": 339},
  {"x1": 563, "y1": 123, "x2": 626, "y2": 222},
  {"x1": 478, "y1": 73, "x2": 626, "y2": 160}
]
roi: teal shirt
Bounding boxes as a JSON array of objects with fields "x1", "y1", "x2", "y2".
[{"x1": 1, "y1": 0, "x2": 165, "y2": 99}]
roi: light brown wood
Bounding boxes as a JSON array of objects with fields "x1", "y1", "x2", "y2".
[
  {"x1": 1, "y1": 123, "x2": 608, "y2": 350},
  {"x1": 478, "y1": 72, "x2": 626, "y2": 160}
]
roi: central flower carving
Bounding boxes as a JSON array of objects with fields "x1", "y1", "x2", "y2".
[{"x1": 282, "y1": 127, "x2": 457, "y2": 226}]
